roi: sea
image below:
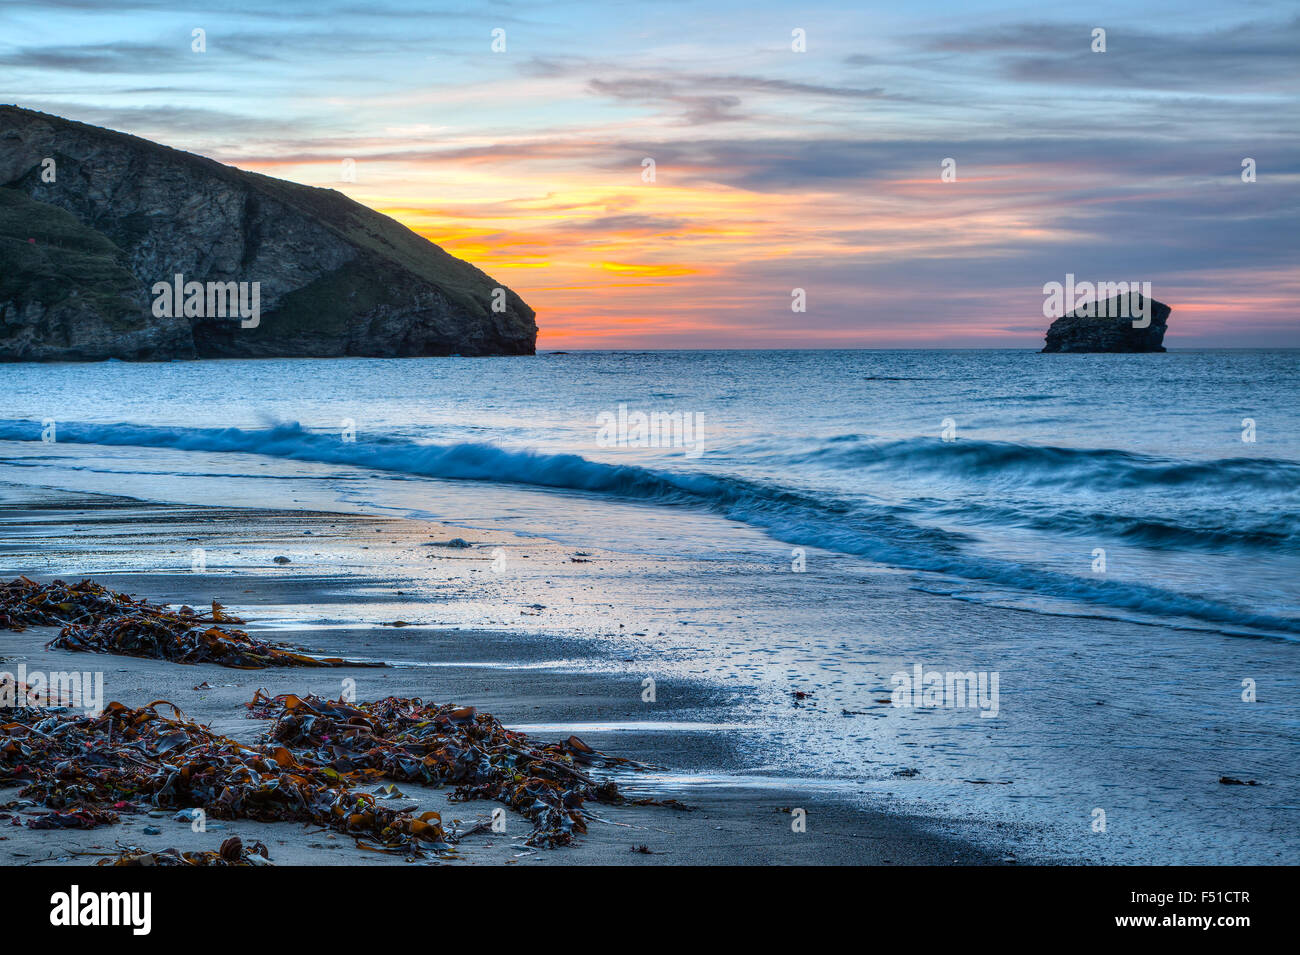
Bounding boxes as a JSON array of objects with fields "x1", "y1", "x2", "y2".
[{"x1": 1, "y1": 348, "x2": 1297, "y2": 863}]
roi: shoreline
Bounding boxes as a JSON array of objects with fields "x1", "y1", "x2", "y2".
[{"x1": 0, "y1": 482, "x2": 1006, "y2": 865}]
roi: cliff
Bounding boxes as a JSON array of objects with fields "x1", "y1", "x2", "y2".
[{"x1": 0, "y1": 105, "x2": 536, "y2": 360}]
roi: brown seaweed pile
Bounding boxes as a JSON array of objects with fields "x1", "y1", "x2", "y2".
[
  {"x1": 1, "y1": 699, "x2": 453, "y2": 854},
  {"x1": 249, "y1": 691, "x2": 681, "y2": 847},
  {"x1": 1, "y1": 691, "x2": 679, "y2": 854},
  {"x1": 99, "y1": 836, "x2": 272, "y2": 866},
  {"x1": 1, "y1": 576, "x2": 379, "y2": 668}
]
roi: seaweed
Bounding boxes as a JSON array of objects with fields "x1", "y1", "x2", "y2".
[
  {"x1": 1, "y1": 699, "x2": 450, "y2": 854},
  {"x1": 247, "y1": 691, "x2": 678, "y2": 847},
  {"x1": 1, "y1": 576, "x2": 380, "y2": 668},
  {"x1": 29, "y1": 808, "x2": 122, "y2": 829},
  {"x1": 99, "y1": 837, "x2": 273, "y2": 866},
  {"x1": 1, "y1": 691, "x2": 684, "y2": 855}
]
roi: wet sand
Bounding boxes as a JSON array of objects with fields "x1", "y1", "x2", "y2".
[{"x1": 0, "y1": 483, "x2": 1004, "y2": 865}]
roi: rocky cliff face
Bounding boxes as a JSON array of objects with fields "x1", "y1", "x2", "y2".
[
  {"x1": 1041, "y1": 293, "x2": 1170, "y2": 353},
  {"x1": 0, "y1": 106, "x2": 536, "y2": 360}
]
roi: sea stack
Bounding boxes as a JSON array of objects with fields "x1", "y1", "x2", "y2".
[
  {"x1": 0, "y1": 105, "x2": 536, "y2": 361},
  {"x1": 1041, "y1": 292, "x2": 1170, "y2": 353}
]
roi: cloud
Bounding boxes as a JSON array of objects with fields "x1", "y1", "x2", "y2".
[
  {"x1": 921, "y1": 16, "x2": 1300, "y2": 92},
  {"x1": 0, "y1": 42, "x2": 188, "y2": 74},
  {"x1": 587, "y1": 78, "x2": 746, "y2": 125}
]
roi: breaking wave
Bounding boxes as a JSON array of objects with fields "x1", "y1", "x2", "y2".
[{"x1": 2, "y1": 419, "x2": 1297, "y2": 637}]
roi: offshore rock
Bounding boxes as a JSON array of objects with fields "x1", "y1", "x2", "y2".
[{"x1": 1041, "y1": 292, "x2": 1170, "y2": 353}]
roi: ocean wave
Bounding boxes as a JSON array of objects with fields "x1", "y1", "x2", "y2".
[
  {"x1": 780, "y1": 435, "x2": 1300, "y2": 493},
  {"x1": 927, "y1": 500, "x2": 1300, "y2": 552},
  {"x1": 2, "y1": 418, "x2": 1297, "y2": 636}
]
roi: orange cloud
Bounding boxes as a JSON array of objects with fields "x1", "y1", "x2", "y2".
[{"x1": 597, "y1": 262, "x2": 700, "y2": 277}]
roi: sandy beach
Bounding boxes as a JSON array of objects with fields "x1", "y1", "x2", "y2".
[{"x1": 0, "y1": 482, "x2": 1002, "y2": 866}]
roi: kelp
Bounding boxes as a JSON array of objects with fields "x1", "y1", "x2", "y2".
[
  {"x1": 49, "y1": 620, "x2": 376, "y2": 669},
  {"x1": 99, "y1": 837, "x2": 273, "y2": 866},
  {"x1": 1, "y1": 699, "x2": 450, "y2": 855},
  {"x1": 29, "y1": 808, "x2": 122, "y2": 829},
  {"x1": 1, "y1": 576, "x2": 379, "y2": 669},
  {"x1": 247, "y1": 691, "x2": 678, "y2": 847},
  {"x1": 1, "y1": 691, "x2": 683, "y2": 855}
]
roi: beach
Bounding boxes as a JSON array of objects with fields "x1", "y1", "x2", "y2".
[
  {"x1": 3, "y1": 348, "x2": 1299, "y2": 868},
  {"x1": 0, "y1": 482, "x2": 1002, "y2": 865},
  {"x1": 1, "y1": 350, "x2": 1296, "y2": 867}
]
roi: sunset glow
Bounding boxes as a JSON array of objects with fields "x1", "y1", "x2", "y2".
[{"x1": 3, "y1": 0, "x2": 1296, "y2": 347}]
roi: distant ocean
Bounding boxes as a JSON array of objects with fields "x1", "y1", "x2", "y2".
[{"x1": 2, "y1": 349, "x2": 1297, "y2": 862}]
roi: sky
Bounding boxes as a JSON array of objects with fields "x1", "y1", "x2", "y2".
[{"x1": 2, "y1": 0, "x2": 1297, "y2": 348}]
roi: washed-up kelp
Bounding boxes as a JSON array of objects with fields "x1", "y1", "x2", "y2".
[
  {"x1": 49, "y1": 619, "x2": 378, "y2": 669},
  {"x1": 28, "y1": 808, "x2": 122, "y2": 829},
  {"x1": 0, "y1": 575, "x2": 157, "y2": 631},
  {"x1": 1, "y1": 700, "x2": 450, "y2": 855},
  {"x1": 99, "y1": 837, "x2": 272, "y2": 866},
  {"x1": 2, "y1": 693, "x2": 679, "y2": 854},
  {"x1": 247, "y1": 691, "x2": 684, "y2": 847},
  {"x1": 1, "y1": 576, "x2": 379, "y2": 669}
]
